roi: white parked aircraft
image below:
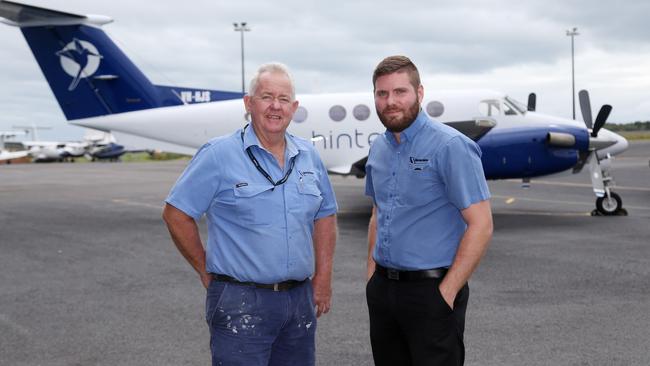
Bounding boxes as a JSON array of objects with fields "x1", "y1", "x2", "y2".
[
  {"x1": 0, "y1": 130, "x2": 29, "y2": 163},
  {"x1": 0, "y1": 1, "x2": 629, "y2": 215},
  {"x1": 11, "y1": 124, "x2": 85, "y2": 162}
]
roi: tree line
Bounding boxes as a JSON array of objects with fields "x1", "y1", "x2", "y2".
[{"x1": 605, "y1": 121, "x2": 650, "y2": 131}]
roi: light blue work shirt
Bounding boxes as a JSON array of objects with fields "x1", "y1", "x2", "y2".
[
  {"x1": 166, "y1": 125, "x2": 337, "y2": 283},
  {"x1": 365, "y1": 110, "x2": 490, "y2": 270}
]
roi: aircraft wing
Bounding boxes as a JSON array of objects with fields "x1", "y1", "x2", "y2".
[
  {"x1": 0, "y1": 149, "x2": 29, "y2": 161},
  {"x1": 0, "y1": 0, "x2": 111, "y2": 26},
  {"x1": 444, "y1": 118, "x2": 497, "y2": 141}
]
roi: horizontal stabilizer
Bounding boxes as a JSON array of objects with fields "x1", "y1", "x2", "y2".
[
  {"x1": 0, "y1": 0, "x2": 111, "y2": 27},
  {"x1": 1, "y1": 1, "x2": 242, "y2": 120}
]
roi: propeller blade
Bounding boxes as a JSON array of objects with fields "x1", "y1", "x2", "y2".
[
  {"x1": 572, "y1": 151, "x2": 590, "y2": 174},
  {"x1": 591, "y1": 104, "x2": 612, "y2": 137},
  {"x1": 527, "y1": 93, "x2": 536, "y2": 112},
  {"x1": 578, "y1": 90, "x2": 593, "y2": 128}
]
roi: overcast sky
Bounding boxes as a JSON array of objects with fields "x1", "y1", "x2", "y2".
[{"x1": 1, "y1": 0, "x2": 649, "y2": 141}]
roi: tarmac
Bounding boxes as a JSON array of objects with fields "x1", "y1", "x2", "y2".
[{"x1": 1, "y1": 140, "x2": 649, "y2": 366}]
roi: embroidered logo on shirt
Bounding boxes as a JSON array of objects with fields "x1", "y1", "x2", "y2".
[
  {"x1": 409, "y1": 157, "x2": 429, "y2": 171},
  {"x1": 299, "y1": 170, "x2": 315, "y2": 176},
  {"x1": 235, "y1": 182, "x2": 249, "y2": 188}
]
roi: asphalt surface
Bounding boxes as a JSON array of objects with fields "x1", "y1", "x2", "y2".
[{"x1": 1, "y1": 140, "x2": 649, "y2": 366}]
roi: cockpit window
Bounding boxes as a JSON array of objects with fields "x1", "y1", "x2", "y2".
[
  {"x1": 505, "y1": 96, "x2": 527, "y2": 114},
  {"x1": 502, "y1": 102, "x2": 517, "y2": 116},
  {"x1": 478, "y1": 100, "x2": 501, "y2": 117}
]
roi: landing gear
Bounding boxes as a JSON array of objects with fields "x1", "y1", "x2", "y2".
[
  {"x1": 593, "y1": 192, "x2": 626, "y2": 216},
  {"x1": 589, "y1": 156, "x2": 627, "y2": 216}
]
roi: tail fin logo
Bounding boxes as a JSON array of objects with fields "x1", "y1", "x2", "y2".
[{"x1": 56, "y1": 38, "x2": 103, "y2": 91}]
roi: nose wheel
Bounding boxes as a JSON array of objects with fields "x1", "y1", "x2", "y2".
[
  {"x1": 588, "y1": 154, "x2": 627, "y2": 216},
  {"x1": 593, "y1": 191, "x2": 626, "y2": 216}
]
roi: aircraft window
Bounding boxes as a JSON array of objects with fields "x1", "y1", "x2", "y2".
[
  {"x1": 503, "y1": 102, "x2": 517, "y2": 116},
  {"x1": 426, "y1": 101, "x2": 444, "y2": 117},
  {"x1": 478, "y1": 100, "x2": 501, "y2": 117},
  {"x1": 353, "y1": 104, "x2": 370, "y2": 121},
  {"x1": 505, "y1": 96, "x2": 526, "y2": 114},
  {"x1": 293, "y1": 106, "x2": 308, "y2": 123},
  {"x1": 329, "y1": 105, "x2": 346, "y2": 122}
]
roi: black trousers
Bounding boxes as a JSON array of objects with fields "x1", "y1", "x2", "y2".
[{"x1": 366, "y1": 272, "x2": 469, "y2": 366}]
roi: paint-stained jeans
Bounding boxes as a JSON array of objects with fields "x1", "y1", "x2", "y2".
[{"x1": 205, "y1": 279, "x2": 316, "y2": 366}]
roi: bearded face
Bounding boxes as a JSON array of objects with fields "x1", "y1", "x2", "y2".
[
  {"x1": 376, "y1": 97, "x2": 420, "y2": 133},
  {"x1": 374, "y1": 71, "x2": 423, "y2": 133}
]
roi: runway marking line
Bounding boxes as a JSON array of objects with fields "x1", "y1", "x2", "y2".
[
  {"x1": 111, "y1": 199, "x2": 162, "y2": 210},
  {"x1": 492, "y1": 195, "x2": 650, "y2": 211},
  {"x1": 495, "y1": 210, "x2": 592, "y2": 217},
  {"x1": 504, "y1": 179, "x2": 650, "y2": 192}
]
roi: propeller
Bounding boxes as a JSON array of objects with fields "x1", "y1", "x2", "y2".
[
  {"x1": 592, "y1": 105, "x2": 612, "y2": 137},
  {"x1": 527, "y1": 93, "x2": 536, "y2": 112},
  {"x1": 578, "y1": 89, "x2": 612, "y2": 137},
  {"x1": 572, "y1": 90, "x2": 614, "y2": 175}
]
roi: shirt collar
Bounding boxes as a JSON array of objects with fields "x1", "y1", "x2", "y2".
[
  {"x1": 383, "y1": 108, "x2": 428, "y2": 145},
  {"x1": 241, "y1": 123, "x2": 304, "y2": 158}
]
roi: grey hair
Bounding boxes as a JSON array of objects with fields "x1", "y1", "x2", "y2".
[{"x1": 248, "y1": 62, "x2": 296, "y2": 99}]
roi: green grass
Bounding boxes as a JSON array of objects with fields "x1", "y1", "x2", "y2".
[
  {"x1": 617, "y1": 131, "x2": 650, "y2": 140},
  {"x1": 69, "y1": 152, "x2": 191, "y2": 163},
  {"x1": 119, "y1": 152, "x2": 191, "y2": 162}
]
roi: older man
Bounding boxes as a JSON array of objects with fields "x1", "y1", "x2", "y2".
[
  {"x1": 163, "y1": 63, "x2": 337, "y2": 366},
  {"x1": 365, "y1": 55, "x2": 493, "y2": 365}
]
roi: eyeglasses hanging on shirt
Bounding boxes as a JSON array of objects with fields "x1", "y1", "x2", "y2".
[{"x1": 241, "y1": 124, "x2": 296, "y2": 189}]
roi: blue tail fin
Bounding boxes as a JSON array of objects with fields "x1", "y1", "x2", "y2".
[{"x1": 1, "y1": 1, "x2": 242, "y2": 120}]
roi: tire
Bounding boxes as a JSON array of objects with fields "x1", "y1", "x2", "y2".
[{"x1": 596, "y1": 192, "x2": 622, "y2": 215}]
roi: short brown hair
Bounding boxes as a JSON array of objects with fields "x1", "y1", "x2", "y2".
[{"x1": 372, "y1": 55, "x2": 421, "y2": 91}]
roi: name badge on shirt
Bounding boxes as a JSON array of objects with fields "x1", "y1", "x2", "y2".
[
  {"x1": 298, "y1": 170, "x2": 316, "y2": 183},
  {"x1": 409, "y1": 157, "x2": 430, "y2": 171}
]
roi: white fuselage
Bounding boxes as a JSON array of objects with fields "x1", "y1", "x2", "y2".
[{"x1": 71, "y1": 89, "x2": 629, "y2": 175}]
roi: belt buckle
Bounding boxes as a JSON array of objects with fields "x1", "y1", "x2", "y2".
[
  {"x1": 387, "y1": 269, "x2": 400, "y2": 280},
  {"x1": 273, "y1": 283, "x2": 280, "y2": 292}
]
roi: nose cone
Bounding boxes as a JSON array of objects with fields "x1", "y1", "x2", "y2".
[{"x1": 595, "y1": 128, "x2": 629, "y2": 159}]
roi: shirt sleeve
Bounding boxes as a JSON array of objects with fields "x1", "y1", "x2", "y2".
[
  {"x1": 165, "y1": 143, "x2": 222, "y2": 220},
  {"x1": 313, "y1": 151, "x2": 338, "y2": 220},
  {"x1": 437, "y1": 136, "x2": 491, "y2": 210},
  {"x1": 364, "y1": 162, "x2": 375, "y2": 201}
]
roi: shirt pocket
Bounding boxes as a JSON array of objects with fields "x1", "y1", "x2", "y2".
[
  {"x1": 292, "y1": 182, "x2": 323, "y2": 222},
  {"x1": 401, "y1": 163, "x2": 438, "y2": 207},
  {"x1": 233, "y1": 184, "x2": 275, "y2": 225},
  {"x1": 408, "y1": 161, "x2": 431, "y2": 172}
]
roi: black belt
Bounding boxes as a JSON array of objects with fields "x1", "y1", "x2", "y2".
[
  {"x1": 211, "y1": 274, "x2": 307, "y2": 292},
  {"x1": 375, "y1": 264, "x2": 447, "y2": 281}
]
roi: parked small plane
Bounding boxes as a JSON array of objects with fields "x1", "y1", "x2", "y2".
[
  {"x1": 11, "y1": 124, "x2": 84, "y2": 162},
  {"x1": 0, "y1": 130, "x2": 29, "y2": 163},
  {"x1": 6, "y1": 125, "x2": 125, "y2": 162},
  {"x1": 0, "y1": 1, "x2": 630, "y2": 215}
]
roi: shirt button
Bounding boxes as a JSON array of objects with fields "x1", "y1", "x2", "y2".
[{"x1": 392, "y1": 172, "x2": 396, "y2": 176}]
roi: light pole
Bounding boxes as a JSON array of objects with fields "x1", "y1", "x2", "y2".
[
  {"x1": 566, "y1": 27, "x2": 579, "y2": 120},
  {"x1": 233, "y1": 22, "x2": 250, "y2": 94}
]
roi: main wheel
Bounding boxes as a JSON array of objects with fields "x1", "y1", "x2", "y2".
[{"x1": 596, "y1": 192, "x2": 622, "y2": 215}]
